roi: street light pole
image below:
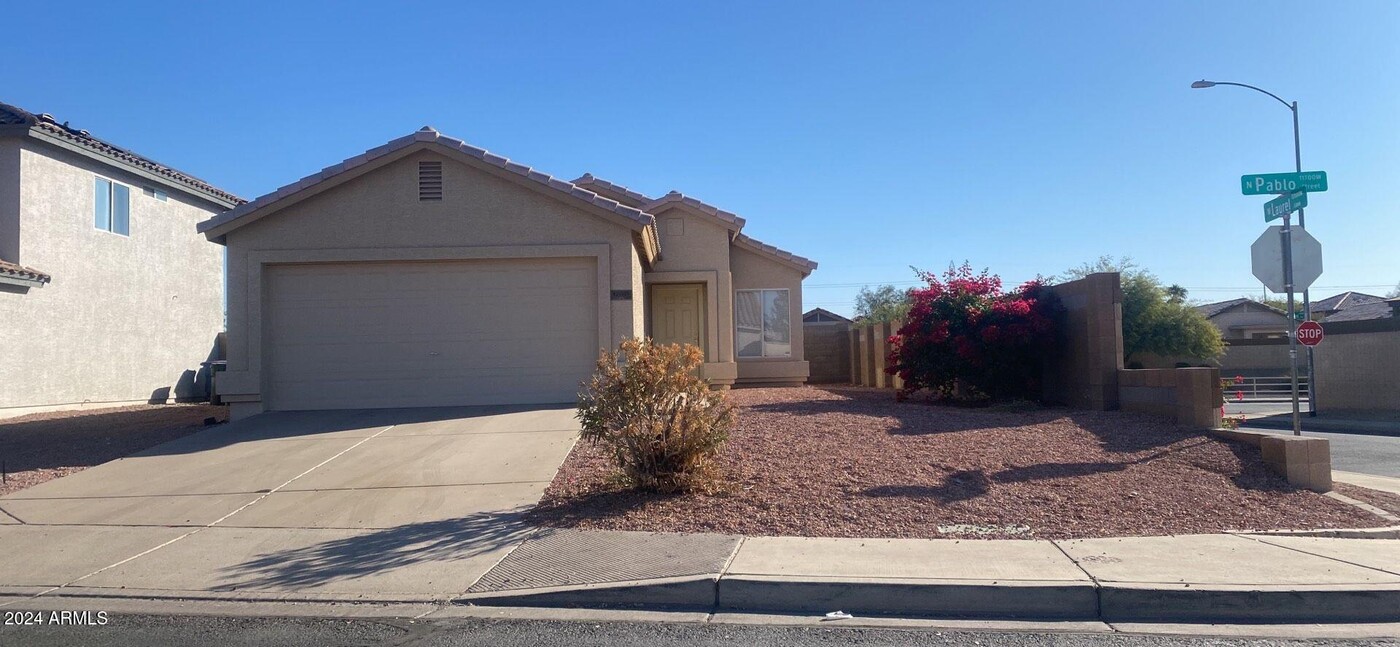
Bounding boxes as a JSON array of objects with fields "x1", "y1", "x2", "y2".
[{"x1": 1192, "y1": 79, "x2": 1316, "y2": 421}]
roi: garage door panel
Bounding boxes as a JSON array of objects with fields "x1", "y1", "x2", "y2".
[{"x1": 265, "y1": 258, "x2": 598, "y2": 411}]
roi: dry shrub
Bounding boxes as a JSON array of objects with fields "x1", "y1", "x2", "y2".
[{"x1": 577, "y1": 339, "x2": 735, "y2": 493}]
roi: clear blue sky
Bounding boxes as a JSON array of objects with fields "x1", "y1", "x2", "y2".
[{"x1": 4, "y1": 1, "x2": 1396, "y2": 316}]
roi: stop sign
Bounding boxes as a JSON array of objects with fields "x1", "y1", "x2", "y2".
[{"x1": 1296, "y1": 320, "x2": 1324, "y2": 347}]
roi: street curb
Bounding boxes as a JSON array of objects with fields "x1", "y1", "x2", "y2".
[
  {"x1": 716, "y1": 576, "x2": 1099, "y2": 619},
  {"x1": 1098, "y1": 583, "x2": 1400, "y2": 623},
  {"x1": 456, "y1": 575, "x2": 1400, "y2": 624},
  {"x1": 458, "y1": 575, "x2": 718, "y2": 611}
]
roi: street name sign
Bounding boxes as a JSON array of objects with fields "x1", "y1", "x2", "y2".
[
  {"x1": 1296, "y1": 320, "x2": 1324, "y2": 347},
  {"x1": 1251, "y1": 226, "x2": 1323, "y2": 294},
  {"x1": 1263, "y1": 191, "x2": 1308, "y2": 222},
  {"x1": 1241, "y1": 171, "x2": 1328, "y2": 195}
]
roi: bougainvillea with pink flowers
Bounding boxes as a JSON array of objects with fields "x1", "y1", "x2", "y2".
[{"x1": 887, "y1": 263, "x2": 1062, "y2": 402}]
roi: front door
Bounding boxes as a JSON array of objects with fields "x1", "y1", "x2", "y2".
[{"x1": 650, "y1": 283, "x2": 705, "y2": 353}]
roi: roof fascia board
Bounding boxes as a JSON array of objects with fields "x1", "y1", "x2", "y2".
[
  {"x1": 23, "y1": 128, "x2": 238, "y2": 209},
  {"x1": 0, "y1": 274, "x2": 45, "y2": 288},
  {"x1": 732, "y1": 235, "x2": 817, "y2": 276}
]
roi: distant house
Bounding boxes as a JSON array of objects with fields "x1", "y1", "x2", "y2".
[
  {"x1": 802, "y1": 307, "x2": 851, "y2": 324},
  {"x1": 0, "y1": 101, "x2": 241, "y2": 417},
  {"x1": 1194, "y1": 298, "x2": 1292, "y2": 340},
  {"x1": 1313, "y1": 291, "x2": 1394, "y2": 323}
]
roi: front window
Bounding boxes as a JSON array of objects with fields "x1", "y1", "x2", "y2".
[
  {"x1": 736, "y1": 289, "x2": 791, "y2": 358},
  {"x1": 94, "y1": 177, "x2": 130, "y2": 235}
]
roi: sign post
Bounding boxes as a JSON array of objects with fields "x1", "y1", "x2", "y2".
[
  {"x1": 1281, "y1": 215, "x2": 1301, "y2": 435},
  {"x1": 1247, "y1": 170, "x2": 1327, "y2": 436}
]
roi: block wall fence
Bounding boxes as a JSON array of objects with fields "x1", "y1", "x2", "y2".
[{"x1": 833, "y1": 273, "x2": 1223, "y2": 429}]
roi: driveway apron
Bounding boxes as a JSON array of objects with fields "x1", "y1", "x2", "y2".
[{"x1": 0, "y1": 405, "x2": 578, "y2": 601}]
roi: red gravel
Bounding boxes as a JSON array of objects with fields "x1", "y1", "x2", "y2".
[
  {"x1": 530, "y1": 387, "x2": 1384, "y2": 539},
  {"x1": 0, "y1": 404, "x2": 226, "y2": 496}
]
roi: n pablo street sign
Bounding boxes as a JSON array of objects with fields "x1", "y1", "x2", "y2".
[
  {"x1": 1263, "y1": 191, "x2": 1308, "y2": 222},
  {"x1": 1296, "y1": 320, "x2": 1324, "y2": 347},
  {"x1": 1241, "y1": 171, "x2": 1328, "y2": 195}
]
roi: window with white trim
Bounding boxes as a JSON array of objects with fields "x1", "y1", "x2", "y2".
[
  {"x1": 736, "y1": 289, "x2": 791, "y2": 358},
  {"x1": 94, "y1": 177, "x2": 130, "y2": 235}
]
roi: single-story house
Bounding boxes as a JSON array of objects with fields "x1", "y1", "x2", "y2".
[
  {"x1": 1195, "y1": 298, "x2": 1292, "y2": 340},
  {"x1": 198, "y1": 127, "x2": 817, "y2": 420},
  {"x1": 0, "y1": 101, "x2": 240, "y2": 418},
  {"x1": 802, "y1": 307, "x2": 852, "y2": 324}
]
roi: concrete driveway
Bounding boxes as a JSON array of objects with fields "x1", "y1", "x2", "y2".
[{"x1": 0, "y1": 405, "x2": 578, "y2": 602}]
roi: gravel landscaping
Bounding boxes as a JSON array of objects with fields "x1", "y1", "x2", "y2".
[
  {"x1": 0, "y1": 404, "x2": 226, "y2": 496},
  {"x1": 1336, "y1": 483, "x2": 1400, "y2": 519},
  {"x1": 530, "y1": 386, "x2": 1384, "y2": 539}
]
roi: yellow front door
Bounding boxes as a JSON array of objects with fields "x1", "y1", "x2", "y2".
[{"x1": 650, "y1": 284, "x2": 705, "y2": 352}]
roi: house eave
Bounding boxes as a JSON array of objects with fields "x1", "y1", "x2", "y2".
[{"x1": 22, "y1": 128, "x2": 240, "y2": 210}]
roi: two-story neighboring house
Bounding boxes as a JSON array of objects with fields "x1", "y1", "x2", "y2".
[{"x1": 0, "y1": 102, "x2": 242, "y2": 418}]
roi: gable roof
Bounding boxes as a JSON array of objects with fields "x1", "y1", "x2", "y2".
[
  {"x1": 641, "y1": 191, "x2": 746, "y2": 231},
  {"x1": 196, "y1": 127, "x2": 660, "y2": 261},
  {"x1": 1312, "y1": 291, "x2": 1385, "y2": 313},
  {"x1": 1194, "y1": 297, "x2": 1288, "y2": 319},
  {"x1": 803, "y1": 307, "x2": 851, "y2": 323},
  {"x1": 733, "y1": 232, "x2": 818, "y2": 275},
  {"x1": 571, "y1": 173, "x2": 654, "y2": 208},
  {"x1": 0, "y1": 101, "x2": 242, "y2": 207},
  {"x1": 1323, "y1": 299, "x2": 1395, "y2": 323}
]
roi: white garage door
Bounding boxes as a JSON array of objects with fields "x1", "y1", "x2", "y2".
[{"x1": 264, "y1": 258, "x2": 598, "y2": 411}]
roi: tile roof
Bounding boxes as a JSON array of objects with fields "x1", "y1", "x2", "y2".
[
  {"x1": 0, "y1": 101, "x2": 242, "y2": 206},
  {"x1": 571, "y1": 173, "x2": 654, "y2": 207},
  {"x1": 198, "y1": 127, "x2": 657, "y2": 238},
  {"x1": 1194, "y1": 297, "x2": 1286, "y2": 319},
  {"x1": 642, "y1": 191, "x2": 746, "y2": 230},
  {"x1": 1311, "y1": 291, "x2": 1385, "y2": 313},
  {"x1": 734, "y1": 232, "x2": 818, "y2": 274},
  {"x1": 1322, "y1": 300, "x2": 1395, "y2": 322},
  {"x1": 0, "y1": 259, "x2": 50, "y2": 284}
]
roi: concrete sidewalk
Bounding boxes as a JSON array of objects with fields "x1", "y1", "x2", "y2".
[{"x1": 461, "y1": 529, "x2": 1400, "y2": 623}]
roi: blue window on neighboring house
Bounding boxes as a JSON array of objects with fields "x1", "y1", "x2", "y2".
[{"x1": 94, "y1": 177, "x2": 130, "y2": 236}]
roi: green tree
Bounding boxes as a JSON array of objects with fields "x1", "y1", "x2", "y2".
[
  {"x1": 1058, "y1": 256, "x2": 1224, "y2": 362},
  {"x1": 854, "y1": 284, "x2": 912, "y2": 323}
]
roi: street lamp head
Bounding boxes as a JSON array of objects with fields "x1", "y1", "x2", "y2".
[{"x1": 1191, "y1": 80, "x2": 1217, "y2": 89}]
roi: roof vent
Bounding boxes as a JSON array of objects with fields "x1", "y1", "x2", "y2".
[{"x1": 418, "y1": 161, "x2": 443, "y2": 201}]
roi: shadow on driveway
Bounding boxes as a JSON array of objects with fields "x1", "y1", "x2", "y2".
[{"x1": 217, "y1": 511, "x2": 532, "y2": 590}]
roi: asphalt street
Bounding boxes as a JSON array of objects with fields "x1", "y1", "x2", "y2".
[
  {"x1": 1234, "y1": 426, "x2": 1400, "y2": 477},
  {"x1": 3, "y1": 615, "x2": 1397, "y2": 647}
]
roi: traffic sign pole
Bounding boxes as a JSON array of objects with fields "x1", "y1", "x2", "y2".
[
  {"x1": 1281, "y1": 213, "x2": 1301, "y2": 436},
  {"x1": 1292, "y1": 100, "x2": 1318, "y2": 419}
]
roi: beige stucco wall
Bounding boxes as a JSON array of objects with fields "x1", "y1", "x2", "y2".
[
  {"x1": 646, "y1": 204, "x2": 737, "y2": 372},
  {"x1": 1209, "y1": 305, "x2": 1292, "y2": 339},
  {"x1": 1314, "y1": 329, "x2": 1400, "y2": 413},
  {"x1": 730, "y1": 243, "x2": 808, "y2": 384},
  {"x1": 219, "y1": 149, "x2": 645, "y2": 416},
  {"x1": 0, "y1": 137, "x2": 225, "y2": 416}
]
